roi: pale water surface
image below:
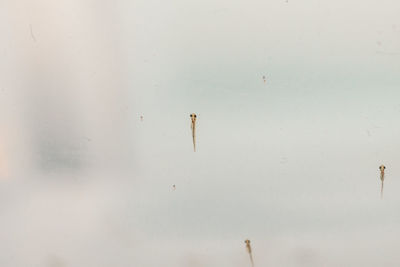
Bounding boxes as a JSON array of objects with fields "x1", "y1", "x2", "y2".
[{"x1": 1, "y1": 0, "x2": 400, "y2": 266}]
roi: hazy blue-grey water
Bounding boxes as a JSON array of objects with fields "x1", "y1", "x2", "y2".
[{"x1": 1, "y1": 0, "x2": 400, "y2": 266}]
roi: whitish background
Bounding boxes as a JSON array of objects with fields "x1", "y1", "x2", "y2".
[{"x1": 1, "y1": 0, "x2": 400, "y2": 266}]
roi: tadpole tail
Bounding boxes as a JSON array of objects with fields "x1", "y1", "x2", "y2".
[
  {"x1": 192, "y1": 123, "x2": 196, "y2": 152},
  {"x1": 249, "y1": 252, "x2": 254, "y2": 267},
  {"x1": 381, "y1": 180, "x2": 384, "y2": 199}
]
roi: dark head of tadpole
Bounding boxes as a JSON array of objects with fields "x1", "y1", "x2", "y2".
[
  {"x1": 245, "y1": 239, "x2": 250, "y2": 244},
  {"x1": 379, "y1": 165, "x2": 386, "y2": 171},
  {"x1": 190, "y1": 113, "x2": 197, "y2": 122}
]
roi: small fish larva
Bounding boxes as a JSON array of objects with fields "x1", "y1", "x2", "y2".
[
  {"x1": 190, "y1": 113, "x2": 197, "y2": 152},
  {"x1": 379, "y1": 165, "x2": 386, "y2": 199},
  {"x1": 245, "y1": 239, "x2": 254, "y2": 267}
]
